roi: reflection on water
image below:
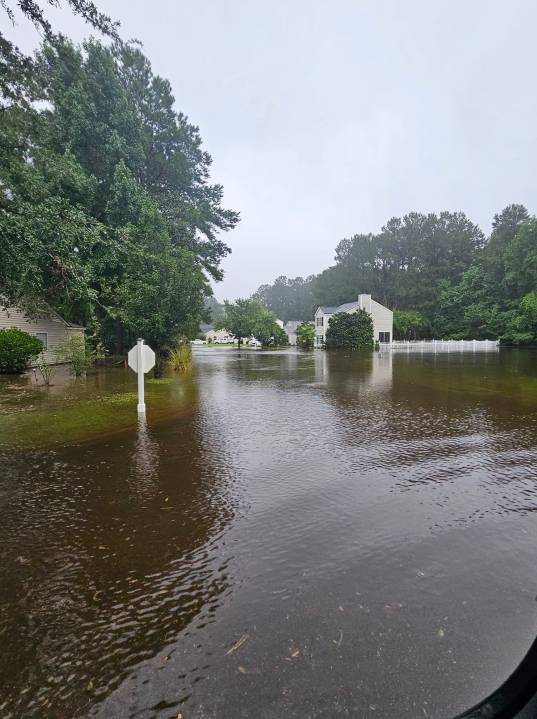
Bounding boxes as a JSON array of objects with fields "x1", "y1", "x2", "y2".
[
  {"x1": 1, "y1": 349, "x2": 537, "y2": 719},
  {"x1": 129, "y1": 415, "x2": 160, "y2": 502}
]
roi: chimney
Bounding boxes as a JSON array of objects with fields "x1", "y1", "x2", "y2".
[{"x1": 358, "y1": 294, "x2": 372, "y2": 313}]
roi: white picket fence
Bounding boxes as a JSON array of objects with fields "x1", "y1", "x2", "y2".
[{"x1": 384, "y1": 339, "x2": 499, "y2": 352}]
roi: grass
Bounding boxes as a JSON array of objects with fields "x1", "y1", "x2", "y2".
[{"x1": 169, "y1": 343, "x2": 192, "y2": 372}]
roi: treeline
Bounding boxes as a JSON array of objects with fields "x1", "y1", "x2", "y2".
[
  {"x1": 0, "y1": 2, "x2": 238, "y2": 364},
  {"x1": 252, "y1": 206, "x2": 537, "y2": 344}
]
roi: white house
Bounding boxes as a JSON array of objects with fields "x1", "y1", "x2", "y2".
[
  {"x1": 314, "y1": 294, "x2": 393, "y2": 348},
  {"x1": 284, "y1": 320, "x2": 303, "y2": 345},
  {"x1": 0, "y1": 305, "x2": 85, "y2": 363}
]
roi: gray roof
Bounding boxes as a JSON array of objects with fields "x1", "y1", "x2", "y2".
[
  {"x1": 336, "y1": 301, "x2": 359, "y2": 313},
  {"x1": 319, "y1": 301, "x2": 359, "y2": 314}
]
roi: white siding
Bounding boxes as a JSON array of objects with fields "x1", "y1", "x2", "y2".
[
  {"x1": 369, "y1": 299, "x2": 393, "y2": 342},
  {"x1": 314, "y1": 295, "x2": 393, "y2": 345},
  {"x1": 0, "y1": 307, "x2": 84, "y2": 364}
]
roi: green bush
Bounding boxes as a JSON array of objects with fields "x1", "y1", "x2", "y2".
[
  {"x1": 325, "y1": 310, "x2": 374, "y2": 351},
  {"x1": 0, "y1": 328, "x2": 44, "y2": 373},
  {"x1": 296, "y1": 322, "x2": 315, "y2": 349},
  {"x1": 54, "y1": 334, "x2": 96, "y2": 376}
]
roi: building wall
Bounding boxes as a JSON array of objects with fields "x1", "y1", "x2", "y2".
[
  {"x1": 314, "y1": 295, "x2": 393, "y2": 346},
  {"x1": 314, "y1": 308, "x2": 331, "y2": 347},
  {"x1": 284, "y1": 320, "x2": 303, "y2": 345},
  {"x1": 369, "y1": 298, "x2": 393, "y2": 342},
  {"x1": 0, "y1": 307, "x2": 84, "y2": 363}
]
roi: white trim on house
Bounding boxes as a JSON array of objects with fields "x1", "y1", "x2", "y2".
[{"x1": 314, "y1": 294, "x2": 393, "y2": 347}]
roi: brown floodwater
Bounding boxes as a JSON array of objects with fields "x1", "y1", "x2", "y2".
[{"x1": 1, "y1": 348, "x2": 537, "y2": 718}]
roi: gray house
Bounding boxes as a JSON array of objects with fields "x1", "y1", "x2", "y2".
[
  {"x1": 0, "y1": 305, "x2": 84, "y2": 363},
  {"x1": 314, "y1": 294, "x2": 393, "y2": 348}
]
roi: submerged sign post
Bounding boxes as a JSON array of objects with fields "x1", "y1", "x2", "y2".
[{"x1": 128, "y1": 338, "x2": 155, "y2": 413}]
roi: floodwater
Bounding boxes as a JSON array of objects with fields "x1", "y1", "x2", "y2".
[{"x1": 1, "y1": 348, "x2": 537, "y2": 719}]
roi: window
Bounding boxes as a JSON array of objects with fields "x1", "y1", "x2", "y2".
[
  {"x1": 378, "y1": 332, "x2": 390, "y2": 343},
  {"x1": 35, "y1": 332, "x2": 48, "y2": 349},
  {"x1": 316, "y1": 317, "x2": 324, "y2": 327}
]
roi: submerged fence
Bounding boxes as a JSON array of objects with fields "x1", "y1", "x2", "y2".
[{"x1": 385, "y1": 339, "x2": 500, "y2": 352}]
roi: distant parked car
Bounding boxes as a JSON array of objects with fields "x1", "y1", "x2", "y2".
[{"x1": 191, "y1": 339, "x2": 206, "y2": 345}]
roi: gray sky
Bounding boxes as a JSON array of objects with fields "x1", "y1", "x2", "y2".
[{"x1": 10, "y1": 0, "x2": 537, "y2": 301}]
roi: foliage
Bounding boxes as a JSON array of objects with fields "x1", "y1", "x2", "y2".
[
  {"x1": 252, "y1": 276, "x2": 315, "y2": 322},
  {"x1": 0, "y1": 29, "x2": 239, "y2": 361},
  {"x1": 270, "y1": 325, "x2": 289, "y2": 347},
  {"x1": 215, "y1": 299, "x2": 261, "y2": 347},
  {"x1": 54, "y1": 334, "x2": 97, "y2": 376},
  {"x1": 296, "y1": 322, "x2": 315, "y2": 349},
  {"x1": 256, "y1": 204, "x2": 537, "y2": 345},
  {"x1": 34, "y1": 351, "x2": 55, "y2": 385},
  {"x1": 0, "y1": 328, "x2": 43, "y2": 373},
  {"x1": 253, "y1": 308, "x2": 287, "y2": 347},
  {"x1": 168, "y1": 342, "x2": 192, "y2": 372},
  {"x1": 393, "y1": 310, "x2": 431, "y2": 340},
  {"x1": 325, "y1": 310, "x2": 374, "y2": 351},
  {"x1": 216, "y1": 299, "x2": 286, "y2": 347}
]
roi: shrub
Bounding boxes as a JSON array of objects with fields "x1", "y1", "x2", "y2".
[
  {"x1": 35, "y1": 352, "x2": 55, "y2": 385},
  {"x1": 0, "y1": 328, "x2": 44, "y2": 373},
  {"x1": 296, "y1": 322, "x2": 315, "y2": 349},
  {"x1": 325, "y1": 310, "x2": 374, "y2": 350},
  {"x1": 54, "y1": 334, "x2": 96, "y2": 376},
  {"x1": 169, "y1": 341, "x2": 192, "y2": 372}
]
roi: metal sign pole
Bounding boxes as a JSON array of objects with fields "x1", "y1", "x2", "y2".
[{"x1": 137, "y1": 338, "x2": 145, "y2": 414}]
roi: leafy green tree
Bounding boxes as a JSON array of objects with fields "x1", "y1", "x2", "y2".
[
  {"x1": 482, "y1": 204, "x2": 529, "y2": 292},
  {"x1": 503, "y1": 218, "x2": 537, "y2": 299},
  {"x1": 0, "y1": 31, "x2": 239, "y2": 361},
  {"x1": 296, "y1": 322, "x2": 315, "y2": 349},
  {"x1": 253, "y1": 307, "x2": 283, "y2": 347},
  {"x1": 216, "y1": 300, "x2": 286, "y2": 348},
  {"x1": 216, "y1": 299, "x2": 262, "y2": 348},
  {"x1": 433, "y1": 267, "x2": 504, "y2": 339},
  {"x1": 0, "y1": 328, "x2": 44, "y2": 373},
  {"x1": 393, "y1": 310, "x2": 431, "y2": 340},
  {"x1": 325, "y1": 310, "x2": 374, "y2": 350},
  {"x1": 501, "y1": 292, "x2": 537, "y2": 345}
]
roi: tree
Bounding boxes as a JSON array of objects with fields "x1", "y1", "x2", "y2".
[
  {"x1": 253, "y1": 307, "x2": 283, "y2": 347},
  {"x1": 252, "y1": 275, "x2": 315, "y2": 322},
  {"x1": 296, "y1": 322, "x2": 315, "y2": 349},
  {"x1": 215, "y1": 299, "x2": 262, "y2": 348},
  {"x1": 0, "y1": 32, "x2": 239, "y2": 360},
  {"x1": 503, "y1": 218, "x2": 537, "y2": 299},
  {"x1": 393, "y1": 310, "x2": 430, "y2": 340},
  {"x1": 325, "y1": 310, "x2": 374, "y2": 351},
  {"x1": 216, "y1": 299, "x2": 286, "y2": 348},
  {"x1": 482, "y1": 204, "x2": 530, "y2": 292},
  {"x1": 432, "y1": 267, "x2": 504, "y2": 339}
]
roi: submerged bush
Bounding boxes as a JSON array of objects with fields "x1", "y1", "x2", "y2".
[
  {"x1": 169, "y1": 342, "x2": 192, "y2": 372},
  {"x1": 0, "y1": 328, "x2": 44, "y2": 373},
  {"x1": 54, "y1": 334, "x2": 97, "y2": 376}
]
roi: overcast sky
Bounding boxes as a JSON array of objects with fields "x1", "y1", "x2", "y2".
[{"x1": 10, "y1": 0, "x2": 537, "y2": 301}]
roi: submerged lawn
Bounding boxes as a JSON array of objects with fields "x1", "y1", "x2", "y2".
[{"x1": 0, "y1": 366, "x2": 197, "y2": 449}]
